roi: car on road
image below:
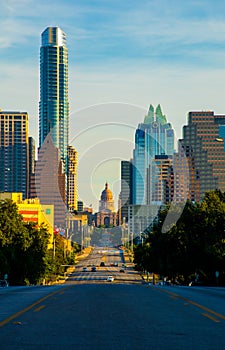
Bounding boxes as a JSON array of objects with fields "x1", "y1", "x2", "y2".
[
  {"x1": 119, "y1": 269, "x2": 125, "y2": 273},
  {"x1": 91, "y1": 266, "x2": 97, "y2": 272},
  {"x1": 0, "y1": 280, "x2": 8, "y2": 287},
  {"x1": 107, "y1": 275, "x2": 114, "y2": 282},
  {"x1": 83, "y1": 267, "x2": 88, "y2": 272}
]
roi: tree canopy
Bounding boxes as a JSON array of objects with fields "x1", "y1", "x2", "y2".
[
  {"x1": 0, "y1": 199, "x2": 77, "y2": 285},
  {"x1": 134, "y1": 190, "x2": 225, "y2": 285}
]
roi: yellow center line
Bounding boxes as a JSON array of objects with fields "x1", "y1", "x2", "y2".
[
  {"x1": 157, "y1": 288, "x2": 225, "y2": 322},
  {"x1": 0, "y1": 286, "x2": 72, "y2": 328},
  {"x1": 202, "y1": 313, "x2": 220, "y2": 323},
  {"x1": 33, "y1": 305, "x2": 46, "y2": 312}
]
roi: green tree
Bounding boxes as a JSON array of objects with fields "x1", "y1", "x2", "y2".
[
  {"x1": 0, "y1": 199, "x2": 30, "y2": 284},
  {"x1": 23, "y1": 223, "x2": 50, "y2": 284},
  {"x1": 134, "y1": 191, "x2": 225, "y2": 285}
]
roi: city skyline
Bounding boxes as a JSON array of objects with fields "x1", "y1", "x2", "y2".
[{"x1": 1, "y1": 0, "x2": 225, "y2": 209}]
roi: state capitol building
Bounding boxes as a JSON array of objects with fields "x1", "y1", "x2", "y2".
[{"x1": 95, "y1": 182, "x2": 118, "y2": 227}]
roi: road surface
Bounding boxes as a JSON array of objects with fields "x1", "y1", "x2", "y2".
[{"x1": 0, "y1": 248, "x2": 225, "y2": 349}]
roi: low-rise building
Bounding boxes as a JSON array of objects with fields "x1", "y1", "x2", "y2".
[{"x1": 0, "y1": 192, "x2": 54, "y2": 248}]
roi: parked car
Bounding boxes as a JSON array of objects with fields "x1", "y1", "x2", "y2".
[
  {"x1": 91, "y1": 266, "x2": 97, "y2": 272},
  {"x1": 119, "y1": 269, "x2": 125, "y2": 273},
  {"x1": 100, "y1": 262, "x2": 105, "y2": 267},
  {"x1": 83, "y1": 267, "x2": 88, "y2": 272}
]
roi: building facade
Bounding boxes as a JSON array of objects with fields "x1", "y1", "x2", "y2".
[
  {"x1": 119, "y1": 160, "x2": 133, "y2": 224},
  {"x1": 33, "y1": 134, "x2": 67, "y2": 227},
  {"x1": 128, "y1": 204, "x2": 159, "y2": 238},
  {"x1": 0, "y1": 192, "x2": 54, "y2": 249},
  {"x1": 67, "y1": 146, "x2": 78, "y2": 213},
  {"x1": 179, "y1": 110, "x2": 225, "y2": 201},
  {"x1": 39, "y1": 26, "x2": 69, "y2": 165},
  {"x1": 132, "y1": 104, "x2": 175, "y2": 205},
  {"x1": 0, "y1": 110, "x2": 29, "y2": 199},
  {"x1": 28, "y1": 137, "x2": 36, "y2": 198},
  {"x1": 95, "y1": 182, "x2": 117, "y2": 227},
  {"x1": 36, "y1": 27, "x2": 70, "y2": 224},
  {"x1": 146, "y1": 155, "x2": 173, "y2": 205}
]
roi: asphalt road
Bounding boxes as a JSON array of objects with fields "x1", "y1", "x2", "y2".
[
  {"x1": 69, "y1": 247, "x2": 142, "y2": 284},
  {"x1": 1, "y1": 248, "x2": 225, "y2": 349}
]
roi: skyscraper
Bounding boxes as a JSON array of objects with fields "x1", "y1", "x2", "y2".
[
  {"x1": 0, "y1": 110, "x2": 29, "y2": 199},
  {"x1": 39, "y1": 26, "x2": 69, "y2": 165},
  {"x1": 119, "y1": 160, "x2": 133, "y2": 224},
  {"x1": 35, "y1": 27, "x2": 69, "y2": 226},
  {"x1": 180, "y1": 110, "x2": 225, "y2": 201},
  {"x1": 132, "y1": 104, "x2": 175, "y2": 205}
]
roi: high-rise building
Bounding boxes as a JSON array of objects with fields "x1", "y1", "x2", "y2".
[
  {"x1": 33, "y1": 134, "x2": 66, "y2": 227},
  {"x1": 0, "y1": 110, "x2": 29, "y2": 199},
  {"x1": 119, "y1": 160, "x2": 133, "y2": 224},
  {"x1": 36, "y1": 27, "x2": 70, "y2": 226},
  {"x1": 146, "y1": 155, "x2": 173, "y2": 205},
  {"x1": 132, "y1": 104, "x2": 175, "y2": 205},
  {"x1": 28, "y1": 137, "x2": 35, "y2": 198},
  {"x1": 165, "y1": 141, "x2": 190, "y2": 204},
  {"x1": 67, "y1": 146, "x2": 78, "y2": 213},
  {"x1": 39, "y1": 26, "x2": 69, "y2": 164},
  {"x1": 179, "y1": 110, "x2": 225, "y2": 201}
]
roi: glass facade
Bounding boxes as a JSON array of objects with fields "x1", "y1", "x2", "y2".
[
  {"x1": 120, "y1": 160, "x2": 133, "y2": 223},
  {"x1": 39, "y1": 27, "x2": 69, "y2": 165},
  {"x1": 0, "y1": 112, "x2": 28, "y2": 199},
  {"x1": 132, "y1": 104, "x2": 175, "y2": 205},
  {"x1": 180, "y1": 111, "x2": 225, "y2": 201}
]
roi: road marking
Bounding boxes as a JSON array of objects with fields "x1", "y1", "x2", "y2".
[
  {"x1": 202, "y1": 313, "x2": 220, "y2": 323},
  {"x1": 33, "y1": 305, "x2": 46, "y2": 312},
  {"x1": 0, "y1": 286, "x2": 71, "y2": 328},
  {"x1": 157, "y1": 288, "x2": 225, "y2": 322}
]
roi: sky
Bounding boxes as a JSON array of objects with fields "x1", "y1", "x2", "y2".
[{"x1": 1, "y1": 0, "x2": 225, "y2": 210}]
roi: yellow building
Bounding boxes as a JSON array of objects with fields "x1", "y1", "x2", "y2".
[
  {"x1": 67, "y1": 145, "x2": 78, "y2": 212},
  {"x1": 0, "y1": 193, "x2": 54, "y2": 248}
]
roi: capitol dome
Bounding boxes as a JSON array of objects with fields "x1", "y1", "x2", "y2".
[
  {"x1": 99, "y1": 182, "x2": 115, "y2": 213},
  {"x1": 101, "y1": 182, "x2": 113, "y2": 201}
]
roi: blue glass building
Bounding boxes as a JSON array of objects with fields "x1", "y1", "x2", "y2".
[
  {"x1": 132, "y1": 104, "x2": 175, "y2": 205},
  {"x1": 39, "y1": 27, "x2": 69, "y2": 165}
]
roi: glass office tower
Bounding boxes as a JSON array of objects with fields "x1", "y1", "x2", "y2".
[
  {"x1": 132, "y1": 104, "x2": 175, "y2": 205},
  {"x1": 0, "y1": 111, "x2": 29, "y2": 199},
  {"x1": 39, "y1": 27, "x2": 69, "y2": 165}
]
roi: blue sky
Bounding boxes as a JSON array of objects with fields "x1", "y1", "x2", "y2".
[{"x1": 1, "y1": 0, "x2": 225, "y2": 209}]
